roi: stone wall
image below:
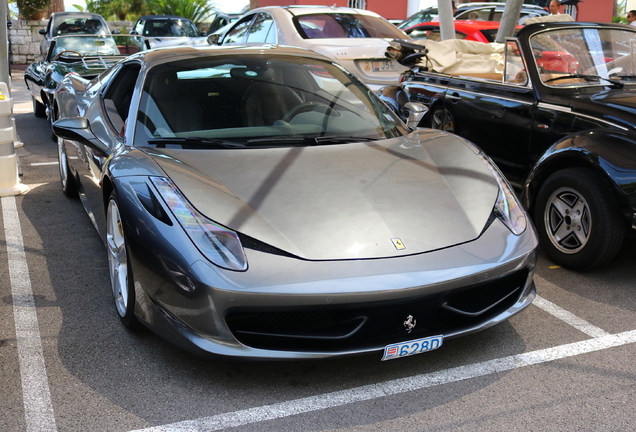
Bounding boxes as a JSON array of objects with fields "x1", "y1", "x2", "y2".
[{"x1": 8, "y1": 19, "x2": 135, "y2": 65}]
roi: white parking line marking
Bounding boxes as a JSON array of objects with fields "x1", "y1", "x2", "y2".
[
  {"x1": 129, "y1": 329, "x2": 636, "y2": 432},
  {"x1": 30, "y1": 162, "x2": 58, "y2": 166},
  {"x1": 533, "y1": 294, "x2": 610, "y2": 338},
  {"x1": 2, "y1": 197, "x2": 58, "y2": 432},
  {"x1": 533, "y1": 274, "x2": 612, "y2": 336}
]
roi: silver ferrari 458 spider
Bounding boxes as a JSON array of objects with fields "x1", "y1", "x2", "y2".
[{"x1": 53, "y1": 44, "x2": 538, "y2": 360}]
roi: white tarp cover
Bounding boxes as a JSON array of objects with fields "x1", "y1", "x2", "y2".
[
  {"x1": 411, "y1": 39, "x2": 505, "y2": 74},
  {"x1": 524, "y1": 14, "x2": 574, "y2": 25}
]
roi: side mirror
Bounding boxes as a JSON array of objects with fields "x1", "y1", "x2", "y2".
[
  {"x1": 53, "y1": 117, "x2": 108, "y2": 154},
  {"x1": 207, "y1": 33, "x2": 220, "y2": 45},
  {"x1": 130, "y1": 30, "x2": 138, "y2": 35},
  {"x1": 38, "y1": 29, "x2": 46, "y2": 36},
  {"x1": 403, "y1": 102, "x2": 428, "y2": 129}
]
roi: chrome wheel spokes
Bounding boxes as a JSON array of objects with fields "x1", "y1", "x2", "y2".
[
  {"x1": 545, "y1": 187, "x2": 591, "y2": 254},
  {"x1": 107, "y1": 199, "x2": 129, "y2": 317}
]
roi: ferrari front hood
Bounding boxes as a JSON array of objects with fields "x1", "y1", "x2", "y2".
[{"x1": 147, "y1": 131, "x2": 499, "y2": 260}]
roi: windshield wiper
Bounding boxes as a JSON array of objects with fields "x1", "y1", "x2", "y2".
[
  {"x1": 147, "y1": 137, "x2": 245, "y2": 149},
  {"x1": 246, "y1": 136, "x2": 377, "y2": 145},
  {"x1": 544, "y1": 74, "x2": 624, "y2": 89}
]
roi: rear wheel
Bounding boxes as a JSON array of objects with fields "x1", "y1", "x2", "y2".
[
  {"x1": 430, "y1": 107, "x2": 455, "y2": 133},
  {"x1": 106, "y1": 191, "x2": 139, "y2": 329},
  {"x1": 32, "y1": 96, "x2": 46, "y2": 118},
  {"x1": 534, "y1": 167, "x2": 624, "y2": 270}
]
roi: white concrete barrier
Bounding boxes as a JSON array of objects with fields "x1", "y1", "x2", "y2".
[{"x1": 0, "y1": 81, "x2": 28, "y2": 196}]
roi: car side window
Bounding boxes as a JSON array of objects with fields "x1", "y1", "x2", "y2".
[
  {"x1": 134, "y1": 20, "x2": 145, "y2": 35},
  {"x1": 102, "y1": 63, "x2": 142, "y2": 139},
  {"x1": 222, "y1": 16, "x2": 254, "y2": 44},
  {"x1": 245, "y1": 13, "x2": 276, "y2": 44},
  {"x1": 504, "y1": 40, "x2": 528, "y2": 86}
]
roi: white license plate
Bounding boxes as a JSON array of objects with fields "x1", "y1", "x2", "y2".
[
  {"x1": 367, "y1": 60, "x2": 397, "y2": 72},
  {"x1": 381, "y1": 335, "x2": 443, "y2": 361}
]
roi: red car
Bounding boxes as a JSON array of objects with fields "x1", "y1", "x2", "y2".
[{"x1": 403, "y1": 20, "x2": 520, "y2": 43}]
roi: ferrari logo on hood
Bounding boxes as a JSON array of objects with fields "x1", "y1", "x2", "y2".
[{"x1": 391, "y1": 238, "x2": 406, "y2": 250}]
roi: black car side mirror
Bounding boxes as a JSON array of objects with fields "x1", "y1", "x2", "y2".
[{"x1": 38, "y1": 29, "x2": 46, "y2": 36}]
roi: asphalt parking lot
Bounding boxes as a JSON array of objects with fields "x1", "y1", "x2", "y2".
[{"x1": 2, "y1": 74, "x2": 636, "y2": 432}]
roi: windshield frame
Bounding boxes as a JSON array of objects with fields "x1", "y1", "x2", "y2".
[{"x1": 530, "y1": 26, "x2": 636, "y2": 88}]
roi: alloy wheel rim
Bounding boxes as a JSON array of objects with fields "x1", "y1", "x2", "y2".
[
  {"x1": 57, "y1": 139, "x2": 68, "y2": 189},
  {"x1": 544, "y1": 186, "x2": 591, "y2": 254},
  {"x1": 432, "y1": 109, "x2": 454, "y2": 132},
  {"x1": 106, "y1": 200, "x2": 129, "y2": 317}
]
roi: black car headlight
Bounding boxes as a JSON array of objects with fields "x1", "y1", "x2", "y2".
[{"x1": 150, "y1": 176, "x2": 248, "y2": 271}]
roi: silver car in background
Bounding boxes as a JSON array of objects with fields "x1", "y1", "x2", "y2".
[
  {"x1": 53, "y1": 44, "x2": 537, "y2": 360},
  {"x1": 217, "y1": 6, "x2": 412, "y2": 90}
]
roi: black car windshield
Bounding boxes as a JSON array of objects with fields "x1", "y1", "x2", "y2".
[
  {"x1": 531, "y1": 27, "x2": 636, "y2": 87},
  {"x1": 145, "y1": 19, "x2": 199, "y2": 37},
  {"x1": 133, "y1": 54, "x2": 408, "y2": 149},
  {"x1": 296, "y1": 13, "x2": 407, "y2": 39}
]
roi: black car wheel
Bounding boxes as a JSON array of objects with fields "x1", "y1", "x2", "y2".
[
  {"x1": 430, "y1": 107, "x2": 455, "y2": 133},
  {"x1": 32, "y1": 96, "x2": 46, "y2": 118},
  {"x1": 106, "y1": 191, "x2": 139, "y2": 329},
  {"x1": 534, "y1": 167, "x2": 624, "y2": 270}
]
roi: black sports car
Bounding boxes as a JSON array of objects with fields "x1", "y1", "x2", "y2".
[{"x1": 382, "y1": 21, "x2": 636, "y2": 270}]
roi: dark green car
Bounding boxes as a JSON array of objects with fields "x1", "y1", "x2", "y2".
[{"x1": 25, "y1": 34, "x2": 147, "y2": 139}]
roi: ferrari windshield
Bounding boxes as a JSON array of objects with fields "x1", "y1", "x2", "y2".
[
  {"x1": 531, "y1": 27, "x2": 636, "y2": 87},
  {"x1": 52, "y1": 35, "x2": 120, "y2": 57},
  {"x1": 134, "y1": 54, "x2": 408, "y2": 148}
]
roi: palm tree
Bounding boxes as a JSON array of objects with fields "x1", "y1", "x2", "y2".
[{"x1": 146, "y1": 0, "x2": 216, "y2": 24}]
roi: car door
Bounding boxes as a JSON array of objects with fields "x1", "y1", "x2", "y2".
[{"x1": 440, "y1": 40, "x2": 537, "y2": 185}]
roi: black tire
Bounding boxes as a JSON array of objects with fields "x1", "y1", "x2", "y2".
[
  {"x1": 32, "y1": 96, "x2": 46, "y2": 118},
  {"x1": 106, "y1": 191, "x2": 139, "y2": 329},
  {"x1": 534, "y1": 167, "x2": 624, "y2": 270},
  {"x1": 57, "y1": 138, "x2": 78, "y2": 198},
  {"x1": 430, "y1": 107, "x2": 455, "y2": 133}
]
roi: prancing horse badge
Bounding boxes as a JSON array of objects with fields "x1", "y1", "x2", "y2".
[{"x1": 391, "y1": 238, "x2": 406, "y2": 250}]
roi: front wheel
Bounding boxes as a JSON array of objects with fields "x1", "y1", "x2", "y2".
[
  {"x1": 106, "y1": 191, "x2": 139, "y2": 329},
  {"x1": 534, "y1": 167, "x2": 624, "y2": 270}
]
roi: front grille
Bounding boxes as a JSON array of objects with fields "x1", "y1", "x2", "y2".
[{"x1": 225, "y1": 269, "x2": 530, "y2": 352}]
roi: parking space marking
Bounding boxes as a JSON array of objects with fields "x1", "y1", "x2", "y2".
[
  {"x1": 130, "y1": 329, "x2": 636, "y2": 432},
  {"x1": 533, "y1": 292, "x2": 610, "y2": 338},
  {"x1": 2, "y1": 196, "x2": 58, "y2": 432},
  {"x1": 30, "y1": 162, "x2": 58, "y2": 166}
]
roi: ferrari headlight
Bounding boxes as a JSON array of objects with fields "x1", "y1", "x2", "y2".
[
  {"x1": 476, "y1": 151, "x2": 527, "y2": 236},
  {"x1": 493, "y1": 175, "x2": 527, "y2": 235},
  {"x1": 150, "y1": 177, "x2": 247, "y2": 271}
]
